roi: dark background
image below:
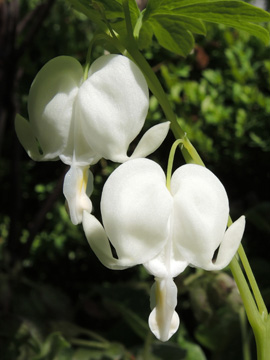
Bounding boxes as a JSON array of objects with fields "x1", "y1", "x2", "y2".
[{"x1": 0, "y1": 0, "x2": 269, "y2": 359}]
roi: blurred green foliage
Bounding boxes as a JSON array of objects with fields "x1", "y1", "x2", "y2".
[{"x1": 0, "y1": 0, "x2": 270, "y2": 359}]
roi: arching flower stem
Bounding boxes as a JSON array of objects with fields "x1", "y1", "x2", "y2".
[
  {"x1": 230, "y1": 255, "x2": 270, "y2": 360},
  {"x1": 238, "y1": 244, "x2": 268, "y2": 317},
  {"x1": 166, "y1": 139, "x2": 183, "y2": 191}
]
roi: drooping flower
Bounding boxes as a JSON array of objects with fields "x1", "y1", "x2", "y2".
[
  {"x1": 82, "y1": 158, "x2": 245, "y2": 341},
  {"x1": 15, "y1": 54, "x2": 169, "y2": 225}
]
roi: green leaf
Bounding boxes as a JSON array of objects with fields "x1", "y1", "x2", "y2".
[
  {"x1": 138, "y1": 20, "x2": 154, "y2": 50},
  {"x1": 171, "y1": 1, "x2": 270, "y2": 44},
  {"x1": 174, "y1": 1, "x2": 270, "y2": 22},
  {"x1": 178, "y1": 327, "x2": 207, "y2": 360},
  {"x1": 93, "y1": 0, "x2": 123, "y2": 19},
  {"x1": 69, "y1": 0, "x2": 140, "y2": 33},
  {"x1": 33, "y1": 332, "x2": 70, "y2": 360},
  {"x1": 153, "y1": 14, "x2": 206, "y2": 35},
  {"x1": 150, "y1": 17, "x2": 195, "y2": 56},
  {"x1": 96, "y1": 0, "x2": 140, "y2": 24},
  {"x1": 144, "y1": 0, "x2": 270, "y2": 44},
  {"x1": 68, "y1": 0, "x2": 107, "y2": 30},
  {"x1": 145, "y1": 0, "x2": 234, "y2": 18}
]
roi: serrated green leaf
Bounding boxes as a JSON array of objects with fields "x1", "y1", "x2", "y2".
[
  {"x1": 93, "y1": 0, "x2": 123, "y2": 19},
  {"x1": 138, "y1": 21, "x2": 154, "y2": 50},
  {"x1": 69, "y1": 0, "x2": 140, "y2": 32},
  {"x1": 174, "y1": 1, "x2": 270, "y2": 22},
  {"x1": 145, "y1": 0, "x2": 270, "y2": 44},
  {"x1": 120, "y1": 0, "x2": 140, "y2": 22},
  {"x1": 99, "y1": 0, "x2": 140, "y2": 23},
  {"x1": 172, "y1": 1, "x2": 270, "y2": 44},
  {"x1": 145, "y1": 0, "x2": 235, "y2": 17},
  {"x1": 150, "y1": 17, "x2": 195, "y2": 56},
  {"x1": 68, "y1": 0, "x2": 110, "y2": 33},
  {"x1": 146, "y1": 0, "x2": 270, "y2": 17},
  {"x1": 153, "y1": 14, "x2": 206, "y2": 35}
]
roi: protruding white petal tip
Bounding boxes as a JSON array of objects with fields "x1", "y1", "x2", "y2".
[
  {"x1": 82, "y1": 212, "x2": 140, "y2": 270},
  {"x1": 149, "y1": 308, "x2": 180, "y2": 342},
  {"x1": 63, "y1": 166, "x2": 92, "y2": 225},
  {"x1": 204, "y1": 215, "x2": 246, "y2": 270},
  {"x1": 131, "y1": 122, "x2": 170, "y2": 160}
]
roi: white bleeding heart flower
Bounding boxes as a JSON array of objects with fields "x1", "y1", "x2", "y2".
[
  {"x1": 15, "y1": 54, "x2": 169, "y2": 225},
  {"x1": 82, "y1": 158, "x2": 245, "y2": 342}
]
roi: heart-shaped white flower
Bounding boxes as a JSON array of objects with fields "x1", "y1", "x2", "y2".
[
  {"x1": 83, "y1": 158, "x2": 245, "y2": 341},
  {"x1": 15, "y1": 55, "x2": 169, "y2": 224}
]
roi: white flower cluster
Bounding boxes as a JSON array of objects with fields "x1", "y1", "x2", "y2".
[{"x1": 16, "y1": 54, "x2": 245, "y2": 341}]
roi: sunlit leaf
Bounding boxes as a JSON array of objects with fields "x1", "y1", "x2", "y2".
[
  {"x1": 149, "y1": 17, "x2": 195, "y2": 56},
  {"x1": 144, "y1": 0, "x2": 270, "y2": 45}
]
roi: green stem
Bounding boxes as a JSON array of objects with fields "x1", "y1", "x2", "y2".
[
  {"x1": 70, "y1": 338, "x2": 110, "y2": 348},
  {"x1": 255, "y1": 320, "x2": 270, "y2": 360},
  {"x1": 166, "y1": 139, "x2": 183, "y2": 190},
  {"x1": 239, "y1": 307, "x2": 251, "y2": 360},
  {"x1": 142, "y1": 330, "x2": 153, "y2": 360},
  {"x1": 238, "y1": 244, "x2": 268, "y2": 317},
  {"x1": 230, "y1": 256, "x2": 270, "y2": 360},
  {"x1": 229, "y1": 256, "x2": 259, "y2": 329}
]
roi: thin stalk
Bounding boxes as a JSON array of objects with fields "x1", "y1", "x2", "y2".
[
  {"x1": 166, "y1": 139, "x2": 183, "y2": 190},
  {"x1": 255, "y1": 320, "x2": 270, "y2": 360},
  {"x1": 70, "y1": 338, "x2": 110, "y2": 349},
  {"x1": 239, "y1": 307, "x2": 251, "y2": 360},
  {"x1": 229, "y1": 256, "x2": 259, "y2": 330},
  {"x1": 142, "y1": 330, "x2": 153, "y2": 360},
  {"x1": 238, "y1": 244, "x2": 268, "y2": 317}
]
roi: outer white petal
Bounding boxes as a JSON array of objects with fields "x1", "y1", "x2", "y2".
[
  {"x1": 171, "y1": 164, "x2": 229, "y2": 268},
  {"x1": 130, "y1": 122, "x2": 170, "y2": 160},
  {"x1": 15, "y1": 114, "x2": 46, "y2": 161},
  {"x1": 28, "y1": 56, "x2": 83, "y2": 160},
  {"x1": 82, "y1": 212, "x2": 141, "y2": 270},
  {"x1": 63, "y1": 165, "x2": 93, "y2": 225},
  {"x1": 149, "y1": 278, "x2": 180, "y2": 342},
  {"x1": 77, "y1": 54, "x2": 149, "y2": 162},
  {"x1": 203, "y1": 215, "x2": 246, "y2": 270},
  {"x1": 101, "y1": 158, "x2": 173, "y2": 265}
]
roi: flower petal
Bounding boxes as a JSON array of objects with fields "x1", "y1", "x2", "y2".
[
  {"x1": 148, "y1": 278, "x2": 180, "y2": 342},
  {"x1": 144, "y1": 212, "x2": 188, "y2": 278},
  {"x1": 77, "y1": 54, "x2": 149, "y2": 162},
  {"x1": 171, "y1": 164, "x2": 229, "y2": 268},
  {"x1": 28, "y1": 56, "x2": 83, "y2": 160},
  {"x1": 15, "y1": 114, "x2": 45, "y2": 161},
  {"x1": 130, "y1": 122, "x2": 170, "y2": 160},
  {"x1": 101, "y1": 158, "x2": 173, "y2": 265},
  {"x1": 144, "y1": 249, "x2": 188, "y2": 279},
  {"x1": 63, "y1": 165, "x2": 93, "y2": 225},
  {"x1": 203, "y1": 215, "x2": 246, "y2": 270},
  {"x1": 82, "y1": 212, "x2": 139, "y2": 269}
]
